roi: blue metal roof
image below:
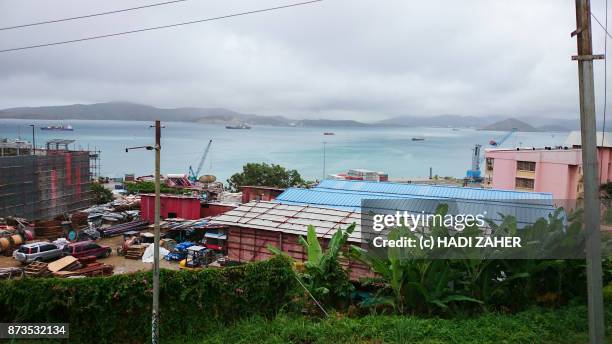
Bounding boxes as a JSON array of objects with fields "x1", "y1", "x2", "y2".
[
  {"x1": 315, "y1": 179, "x2": 553, "y2": 205},
  {"x1": 274, "y1": 181, "x2": 559, "y2": 227}
]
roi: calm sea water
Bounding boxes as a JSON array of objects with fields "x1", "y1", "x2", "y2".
[{"x1": 0, "y1": 119, "x2": 567, "y2": 182}]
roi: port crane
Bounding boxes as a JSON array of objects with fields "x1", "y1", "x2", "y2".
[
  {"x1": 465, "y1": 128, "x2": 517, "y2": 181},
  {"x1": 188, "y1": 139, "x2": 212, "y2": 183}
]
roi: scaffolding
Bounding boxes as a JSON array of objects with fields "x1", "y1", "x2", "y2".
[
  {"x1": 89, "y1": 148, "x2": 101, "y2": 181},
  {"x1": 0, "y1": 139, "x2": 95, "y2": 220}
]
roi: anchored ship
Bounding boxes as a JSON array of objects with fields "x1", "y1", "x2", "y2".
[
  {"x1": 40, "y1": 125, "x2": 73, "y2": 131},
  {"x1": 225, "y1": 123, "x2": 251, "y2": 130}
]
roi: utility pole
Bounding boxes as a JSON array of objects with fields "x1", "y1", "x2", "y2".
[
  {"x1": 152, "y1": 120, "x2": 161, "y2": 344},
  {"x1": 572, "y1": 1, "x2": 605, "y2": 343},
  {"x1": 124, "y1": 121, "x2": 162, "y2": 343},
  {"x1": 28, "y1": 124, "x2": 35, "y2": 155}
]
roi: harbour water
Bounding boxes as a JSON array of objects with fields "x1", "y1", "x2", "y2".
[{"x1": 0, "y1": 119, "x2": 567, "y2": 182}]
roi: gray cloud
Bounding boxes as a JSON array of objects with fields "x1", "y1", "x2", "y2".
[{"x1": 0, "y1": 0, "x2": 609, "y2": 121}]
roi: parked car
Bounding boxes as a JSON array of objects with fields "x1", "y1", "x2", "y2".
[
  {"x1": 63, "y1": 241, "x2": 112, "y2": 259},
  {"x1": 13, "y1": 242, "x2": 63, "y2": 264}
]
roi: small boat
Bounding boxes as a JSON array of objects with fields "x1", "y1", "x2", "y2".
[
  {"x1": 225, "y1": 123, "x2": 251, "y2": 129},
  {"x1": 41, "y1": 125, "x2": 73, "y2": 131},
  {"x1": 452, "y1": 128, "x2": 460, "y2": 131},
  {"x1": 324, "y1": 132, "x2": 335, "y2": 136},
  {"x1": 411, "y1": 137, "x2": 425, "y2": 141}
]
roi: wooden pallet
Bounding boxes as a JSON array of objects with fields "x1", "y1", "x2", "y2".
[
  {"x1": 24, "y1": 261, "x2": 51, "y2": 277},
  {"x1": 124, "y1": 244, "x2": 147, "y2": 260}
]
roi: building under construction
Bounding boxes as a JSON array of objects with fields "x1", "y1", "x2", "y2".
[{"x1": 0, "y1": 139, "x2": 95, "y2": 220}]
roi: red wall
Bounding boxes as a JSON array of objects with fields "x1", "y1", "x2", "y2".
[
  {"x1": 140, "y1": 195, "x2": 201, "y2": 222},
  {"x1": 241, "y1": 187, "x2": 284, "y2": 203},
  {"x1": 200, "y1": 203, "x2": 237, "y2": 218},
  {"x1": 226, "y1": 226, "x2": 373, "y2": 280}
]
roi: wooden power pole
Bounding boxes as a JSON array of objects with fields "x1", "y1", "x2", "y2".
[
  {"x1": 152, "y1": 120, "x2": 161, "y2": 343},
  {"x1": 573, "y1": 1, "x2": 605, "y2": 343}
]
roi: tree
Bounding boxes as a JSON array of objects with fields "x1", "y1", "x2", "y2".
[
  {"x1": 227, "y1": 162, "x2": 305, "y2": 192},
  {"x1": 124, "y1": 181, "x2": 189, "y2": 195},
  {"x1": 268, "y1": 224, "x2": 356, "y2": 310},
  {"x1": 91, "y1": 182, "x2": 114, "y2": 204}
]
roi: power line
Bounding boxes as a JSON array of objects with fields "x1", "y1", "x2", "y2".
[
  {"x1": 592, "y1": 12, "x2": 612, "y2": 39},
  {"x1": 0, "y1": 0, "x2": 189, "y2": 31},
  {"x1": 0, "y1": 0, "x2": 323, "y2": 53}
]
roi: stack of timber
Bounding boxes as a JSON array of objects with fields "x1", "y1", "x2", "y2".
[
  {"x1": 71, "y1": 212, "x2": 89, "y2": 228},
  {"x1": 54, "y1": 262, "x2": 113, "y2": 278},
  {"x1": 77, "y1": 255, "x2": 97, "y2": 265},
  {"x1": 124, "y1": 244, "x2": 148, "y2": 259},
  {"x1": 33, "y1": 219, "x2": 64, "y2": 240},
  {"x1": 25, "y1": 261, "x2": 51, "y2": 277},
  {"x1": 99, "y1": 221, "x2": 148, "y2": 237},
  {"x1": 0, "y1": 267, "x2": 24, "y2": 280},
  {"x1": 48, "y1": 256, "x2": 82, "y2": 274}
]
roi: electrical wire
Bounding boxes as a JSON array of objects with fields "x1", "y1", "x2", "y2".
[
  {"x1": 592, "y1": 12, "x2": 612, "y2": 40},
  {"x1": 0, "y1": 0, "x2": 323, "y2": 53},
  {"x1": 0, "y1": 0, "x2": 189, "y2": 31}
]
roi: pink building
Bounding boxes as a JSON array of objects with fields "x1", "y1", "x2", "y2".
[{"x1": 484, "y1": 131, "x2": 612, "y2": 200}]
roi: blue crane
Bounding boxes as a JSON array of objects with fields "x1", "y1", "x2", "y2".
[
  {"x1": 465, "y1": 128, "x2": 517, "y2": 181},
  {"x1": 489, "y1": 127, "x2": 517, "y2": 147},
  {"x1": 188, "y1": 139, "x2": 212, "y2": 183}
]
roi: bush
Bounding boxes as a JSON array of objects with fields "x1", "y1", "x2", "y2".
[
  {"x1": 124, "y1": 181, "x2": 190, "y2": 195},
  {"x1": 166, "y1": 304, "x2": 612, "y2": 344},
  {"x1": 0, "y1": 256, "x2": 296, "y2": 343}
]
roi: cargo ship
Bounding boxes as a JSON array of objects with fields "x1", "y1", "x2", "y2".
[
  {"x1": 225, "y1": 123, "x2": 251, "y2": 129},
  {"x1": 40, "y1": 125, "x2": 73, "y2": 131}
]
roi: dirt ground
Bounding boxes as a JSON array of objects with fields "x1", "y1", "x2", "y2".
[{"x1": 0, "y1": 235, "x2": 181, "y2": 274}]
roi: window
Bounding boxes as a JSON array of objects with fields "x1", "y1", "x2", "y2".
[
  {"x1": 486, "y1": 158, "x2": 494, "y2": 171},
  {"x1": 517, "y1": 161, "x2": 536, "y2": 172},
  {"x1": 40, "y1": 244, "x2": 57, "y2": 252},
  {"x1": 86, "y1": 243, "x2": 99, "y2": 250},
  {"x1": 516, "y1": 177, "x2": 534, "y2": 189},
  {"x1": 167, "y1": 212, "x2": 177, "y2": 219}
]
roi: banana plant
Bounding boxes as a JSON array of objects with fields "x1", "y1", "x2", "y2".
[{"x1": 268, "y1": 223, "x2": 356, "y2": 308}]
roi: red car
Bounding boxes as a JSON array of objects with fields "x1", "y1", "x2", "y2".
[{"x1": 63, "y1": 241, "x2": 112, "y2": 259}]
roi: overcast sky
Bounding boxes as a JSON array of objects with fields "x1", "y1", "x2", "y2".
[{"x1": 0, "y1": 0, "x2": 610, "y2": 121}]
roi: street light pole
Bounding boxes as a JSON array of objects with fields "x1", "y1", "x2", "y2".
[
  {"x1": 152, "y1": 120, "x2": 161, "y2": 344},
  {"x1": 28, "y1": 124, "x2": 35, "y2": 155},
  {"x1": 573, "y1": 1, "x2": 605, "y2": 343},
  {"x1": 124, "y1": 120, "x2": 162, "y2": 343}
]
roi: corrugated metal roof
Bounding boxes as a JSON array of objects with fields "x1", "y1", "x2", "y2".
[
  {"x1": 275, "y1": 181, "x2": 559, "y2": 226},
  {"x1": 211, "y1": 201, "x2": 362, "y2": 242},
  {"x1": 315, "y1": 179, "x2": 553, "y2": 205}
]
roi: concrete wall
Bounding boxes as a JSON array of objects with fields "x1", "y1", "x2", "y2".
[{"x1": 485, "y1": 148, "x2": 612, "y2": 200}]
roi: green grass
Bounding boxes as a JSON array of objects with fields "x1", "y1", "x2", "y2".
[{"x1": 167, "y1": 304, "x2": 612, "y2": 344}]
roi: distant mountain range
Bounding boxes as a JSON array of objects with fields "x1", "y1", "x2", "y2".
[
  {"x1": 481, "y1": 118, "x2": 539, "y2": 132},
  {"x1": 0, "y1": 102, "x2": 590, "y2": 131}
]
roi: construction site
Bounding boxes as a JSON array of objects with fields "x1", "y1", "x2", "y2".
[{"x1": 0, "y1": 138, "x2": 98, "y2": 220}]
